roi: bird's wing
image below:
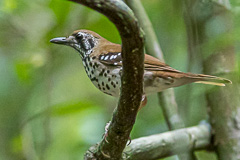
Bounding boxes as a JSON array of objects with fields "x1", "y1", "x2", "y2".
[
  {"x1": 97, "y1": 45, "x2": 231, "y2": 86},
  {"x1": 98, "y1": 51, "x2": 123, "y2": 66},
  {"x1": 144, "y1": 54, "x2": 186, "y2": 80},
  {"x1": 144, "y1": 54, "x2": 182, "y2": 73},
  {"x1": 98, "y1": 49, "x2": 186, "y2": 81},
  {"x1": 98, "y1": 45, "x2": 182, "y2": 74},
  {"x1": 94, "y1": 43, "x2": 122, "y2": 66}
]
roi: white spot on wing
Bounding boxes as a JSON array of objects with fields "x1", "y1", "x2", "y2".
[
  {"x1": 110, "y1": 55, "x2": 114, "y2": 60},
  {"x1": 118, "y1": 53, "x2": 121, "y2": 56},
  {"x1": 114, "y1": 55, "x2": 118, "y2": 59},
  {"x1": 104, "y1": 55, "x2": 109, "y2": 60}
]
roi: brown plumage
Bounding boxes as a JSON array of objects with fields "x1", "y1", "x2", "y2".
[{"x1": 50, "y1": 29, "x2": 232, "y2": 97}]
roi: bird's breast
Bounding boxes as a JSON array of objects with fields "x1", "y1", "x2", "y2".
[{"x1": 82, "y1": 56, "x2": 121, "y2": 97}]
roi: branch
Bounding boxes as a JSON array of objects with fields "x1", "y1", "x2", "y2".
[
  {"x1": 188, "y1": 1, "x2": 240, "y2": 159},
  {"x1": 214, "y1": 0, "x2": 231, "y2": 9},
  {"x1": 122, "y1": 5, "x2": 180, "y2": 128},
  {"x1": 124, "y1": 0, "x2": 185, "y2": 130},
  {"x1": 85, "y1": 124, "x2": 211, "y2": 160},
  {"x1": 124, "y1": 0, "x2": 164, "y2": 60},
  {"x1": 124, "y1": 123, "x2": 211, "y2": 160},
  {"x1": 69, "y1": 0, "x2": 144, "y2": 159},
  {"x1": 182, "y1": 0, "x2": 203, "y2": 124},
  {"x1": 203, "y1": 7, "x2": 240, "y2": 160},
  {"x1": 124, "y1": 1, "x2": 197, "y2": 159}
]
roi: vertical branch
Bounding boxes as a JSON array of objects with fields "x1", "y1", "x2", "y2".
[
  {"x1": 204, "y1": 5, "x2": 240, "y2": 160},
  {"x1": 191, "y1": 0, "x2": 240, "y2": 159},
  {"x1": 124, "y1": 0, "x2": 184, "y2": 132},
  {"x1": 214, "y1": 0, "x2": 231, "y2": 9},
  {"x1": 70, "y1": 0, "x2": 144, "y2": 159},
  {"x1": 124, "y1": 0, "x2": 164, "y2": 60},
  {"x1": 124, "y1": 0, "x2": 197, "y2": 160},
  {"x1": 182, "y1": 0, "x2": 203, "y2": 123}
]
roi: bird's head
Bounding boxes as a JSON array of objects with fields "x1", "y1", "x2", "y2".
[{"x1": 50, "y1": 30, "x2": 101, "y2": 58}]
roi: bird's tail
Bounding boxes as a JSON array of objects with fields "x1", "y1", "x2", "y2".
[{"x1": 187, "y1": 73, "x2": 232, "y2": 86}]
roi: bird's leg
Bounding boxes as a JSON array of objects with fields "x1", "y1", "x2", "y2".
[
  {"x1": 103, "y1": 121, "x2": 132, "y2": 145},
  {"x1": 103, "y1": 95, "x2": 147, "y2": 145},
  {"x1": 139, "y1": 94, "x2": 147, "y2": 111},
  {"x1": 102, "y1": 121, "x2": 111, "y2": 143}
]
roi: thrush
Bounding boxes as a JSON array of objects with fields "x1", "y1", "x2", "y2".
[{"x1": 50, "y1": 29, "x2": 231, "y2": 98}]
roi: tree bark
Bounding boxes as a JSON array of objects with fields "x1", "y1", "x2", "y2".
[
  {"x1": 124, "y1": 124, "x2": 211, "y2": 160},
  {"x1": 125, "y1": 0, "x2": 195, "y2": 159},
  {"x1": 69, "y1": 0, "x2": 144, "y2": 159},
  {"x1": 124, "y1": 0, "x2": 185, "y2": 134},
  {"x1": 85, "y1": 123, "x2": 211, "y2": 160},
  {"x1": 184, "y1": 0, "x2": 240, "y2": 159}
]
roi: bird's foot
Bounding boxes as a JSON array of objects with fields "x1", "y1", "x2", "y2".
[
  {"x1": 102, "y1": 121, "x2": 131, "y2": 145},
  {"x1": 138, "y1": 95, "x2": 147, "y2": 110},
  {"x1": 102, "y1": 121, "x2": 111, "y2": 143}
]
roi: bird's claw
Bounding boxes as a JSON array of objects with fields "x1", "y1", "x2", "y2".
[
  {"x1": 127, "y1": 137, "x2": 132, "y2": 146},
  {"x1": 103, "y1": 121, "x2": 132, "y2": 145},
  {"x1": 102, "y1": 121, "x2": 111, "y2": 143}
]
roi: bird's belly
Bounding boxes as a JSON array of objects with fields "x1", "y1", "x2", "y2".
[
  {"x1": 143, "y1": 71, "x2": 172, "y2": 95},
  {"x1": 92, "y1": 77, "x2": 120, "y2": 97}
]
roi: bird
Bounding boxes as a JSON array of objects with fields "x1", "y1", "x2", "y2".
[{"x1": 50, "y1": 29, "x2": 231, "y2": 103}]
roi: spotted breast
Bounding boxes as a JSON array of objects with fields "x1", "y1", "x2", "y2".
[{"x1": 82, "y1": 52, "x2": 122, "y2": 97}]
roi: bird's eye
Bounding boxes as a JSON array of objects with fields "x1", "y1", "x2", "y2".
[{"x1": 76, "y1": 33, "x2": 83, "y2": 39}]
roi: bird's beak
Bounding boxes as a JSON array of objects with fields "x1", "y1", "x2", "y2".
[{"x1": 50, "y1": 36, "x2": 75, "y2": 45}]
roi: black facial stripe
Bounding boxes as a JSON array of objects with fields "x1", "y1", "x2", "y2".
[
  {"x1": 80, "y1": 40, "x2": 88, "y2": 50},
  {"x1": 88, "y1": 39, "x2": 95, "y2": 48},
  {"x1": 77, "y1": 38, "x2": 95, "y2": 51}
]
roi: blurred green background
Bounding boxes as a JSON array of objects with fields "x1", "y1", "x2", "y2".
[{"x1": 0, "y1": 0, "x2": 239, "y2": 160}]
